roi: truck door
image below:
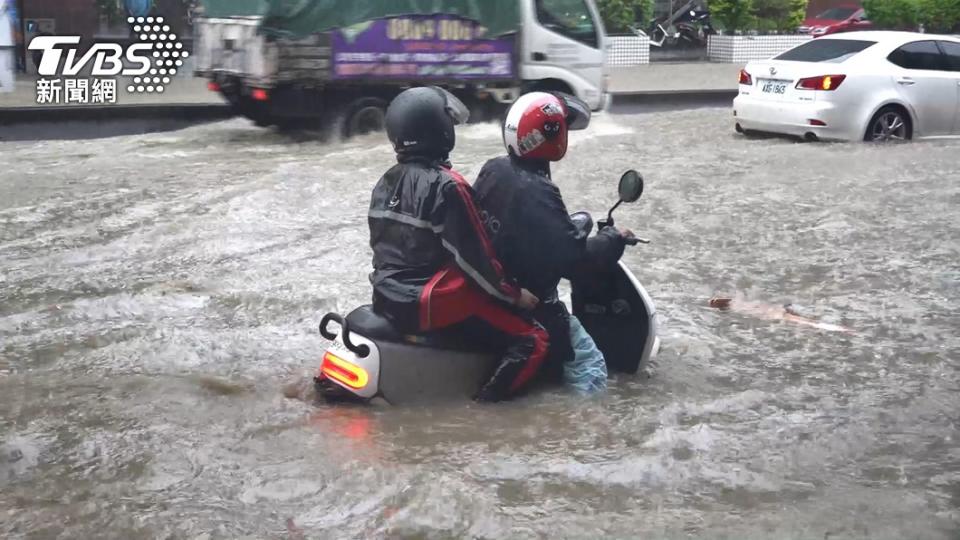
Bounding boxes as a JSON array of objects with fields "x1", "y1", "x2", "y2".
[{"x1": 522, "y1": 0, "x2": 606, "y2": 110}]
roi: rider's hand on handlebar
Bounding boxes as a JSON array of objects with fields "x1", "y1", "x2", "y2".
[
  {"x1": 619, "y1": 228, "x2": 646, "y2": 246},
  {"x1": 516, "y1": 288, "x2": 540, "y2": 310}
]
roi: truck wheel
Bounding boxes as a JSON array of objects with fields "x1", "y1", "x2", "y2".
[
  {"x1": 232, "y1": 97, "x2": 273, "y2": 127},
  {"x1": 467, "y1": 96, "x2": 505, "y2": 125},
  {"x1": 341, "y1": 97, "x2": 388, "y2": 138},
  {"x1": 276, "y1": 119, "x2": 310, "y2": 132}
]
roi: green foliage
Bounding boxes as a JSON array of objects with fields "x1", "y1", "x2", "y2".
[
  {"x1": 710, "y1": 0, "x2": 807, "y2": 33},
  {"x1": 597, "y1": 0, "x2": 634, "y2": 32},
  {"x1": 596, "y1": 0, "x2": 655, "y2": 33},
  {"x1": 864, "y1": 0, "x2": 960, "y2": 31},
  {"x1": 862, "y1": 0, "x2": 920, "y2": 29},
  {"x1": 634, "y1": 0, "x2": 656, "y2": 26},
  {"x1": 917, "y1": 0, "x2": 960, "y2": 32},
  {"x1": 708, "y1": 0, "x2": 757, "y2": 32}
]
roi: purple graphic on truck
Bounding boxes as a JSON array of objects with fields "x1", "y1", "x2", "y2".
[{"x1": 331, "y1": 15, "x2": 516, "y2": 80}]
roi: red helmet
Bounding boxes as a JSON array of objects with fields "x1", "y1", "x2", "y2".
[{"x1": 503, "y1": 91, "x2": 591, "y2": 162}]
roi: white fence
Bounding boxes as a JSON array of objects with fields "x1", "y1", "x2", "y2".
[
  {"x1": 607, "y1": 35, "x2": 651, "y2": 66},
  {"x1": 707, "y1": 35, "x2": 813, "y2": 63}
]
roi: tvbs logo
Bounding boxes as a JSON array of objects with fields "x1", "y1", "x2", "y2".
[{"x1": 28, "y1": 16, "x2": 188, "y2": 104}]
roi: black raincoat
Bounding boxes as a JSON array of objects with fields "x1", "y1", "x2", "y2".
[
  {"x1": 368, "y1": 155, "x2": 520, "y2": 333},
  {"x1": 473, "y1": 155, "x2": 626, "y2": 378}
]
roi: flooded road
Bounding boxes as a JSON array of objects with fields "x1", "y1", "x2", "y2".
[{"x1": 1, "y1": 109, "x2": 958, "y2": 539}]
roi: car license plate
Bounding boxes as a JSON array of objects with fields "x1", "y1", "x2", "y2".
[{"x1": 760, "y1": 79, "x2": 789, "y2": 95}]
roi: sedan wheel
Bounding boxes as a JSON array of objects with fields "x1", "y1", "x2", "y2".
[{"x1": 866, "y1": 108, "x2": 911, "y2": 142}]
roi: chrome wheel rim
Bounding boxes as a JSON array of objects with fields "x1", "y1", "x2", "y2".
[{"x1": 870, "y1": 112, "x2": 907, "y2": 142}]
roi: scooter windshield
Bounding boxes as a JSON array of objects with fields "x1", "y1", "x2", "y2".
[
  {"x1": 431, "y1": 86, "x2": 470, "y2": 126},
  {"x1": 555, "y1": 92, "x2": 592, "y2": 131}
]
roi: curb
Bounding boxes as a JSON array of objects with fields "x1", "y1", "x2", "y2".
[
  {"x1": 0, "y1": 91, "x2": 735, "y2": 124},
  {"x1": 610, "y1": 89, "x2": 737, "y2": 104},
  {"x1": 0, "y1": 103, "x2": 234, "y2": 125}
]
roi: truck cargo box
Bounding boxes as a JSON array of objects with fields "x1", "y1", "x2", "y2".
[
  {"x1": 259, "y1": 0, "x2": 521, "y2": 40},
  {"x1": 195, "y1": 0, "x2": 520, "y2": 87}
]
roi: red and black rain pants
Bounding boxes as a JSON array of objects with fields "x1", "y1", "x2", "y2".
[{"x1": 419, "y1": 266, "x2": 549, "y2": 402}]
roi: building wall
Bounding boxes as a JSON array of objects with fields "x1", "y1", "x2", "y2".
[
  {"x1": 22, "y1": 0, "x2": 191, "y2": 40},
  {"x1": 23, "y1": 0, "x2": 99, "y2": 38},
  {"x1": 152, "y1": 0, "x2": 192, "y2": 36}
]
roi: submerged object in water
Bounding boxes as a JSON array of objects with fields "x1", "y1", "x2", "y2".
[{"x1": 709, "y1": 296, "x2": 854, "y2": 334}]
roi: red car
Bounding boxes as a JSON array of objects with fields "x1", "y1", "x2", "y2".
[{"x1": 798, "y1": 6, "x2": 873, "y2": 37}]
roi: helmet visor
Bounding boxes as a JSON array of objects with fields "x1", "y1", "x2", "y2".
[
  {"x1": 431, "y1": 86, "x2": 470, "y2": 126},
  {"x1": 553, "y1": 92, "x2": 591, "y2": 131}
]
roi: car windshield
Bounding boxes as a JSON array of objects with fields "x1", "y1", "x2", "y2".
[
  {"x1": 775, "y1": 39, "x2": 876, "y2": 63},
  {"x1": 815, "y1": 7, "x2": 858, "y2": 19}
]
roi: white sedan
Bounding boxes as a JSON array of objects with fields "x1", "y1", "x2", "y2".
[{"x1": 733, "y1": 31, "x2": 960, "y2": 142}]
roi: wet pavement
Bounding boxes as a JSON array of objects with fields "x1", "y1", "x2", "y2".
[{"x1": 1, "y1": 109, "x2": 958, "y2": 539}]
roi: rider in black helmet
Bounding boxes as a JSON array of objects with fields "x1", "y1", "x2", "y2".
[
  {"x1": 385, "y1": 85, "x2": 459, "y2": 158},
  {"x1": 367, "y1": 86, "x2": 548, "y2": 402}
]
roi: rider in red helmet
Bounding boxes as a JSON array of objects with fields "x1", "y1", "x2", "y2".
[{"x1": 472, "y1": 91, "x2": 634, "y2": 385}]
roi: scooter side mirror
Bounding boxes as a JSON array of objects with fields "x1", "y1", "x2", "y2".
[
  {"x1": 602, "y1": 170, "x2": 645, "y2": 229},
  {"x1": 618, "y1": 170, "x2": 644, "y2": 203}
]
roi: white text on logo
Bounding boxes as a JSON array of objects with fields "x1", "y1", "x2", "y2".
[{"x1": 28, "y1": 36, "x2": 152, "y2": 77}]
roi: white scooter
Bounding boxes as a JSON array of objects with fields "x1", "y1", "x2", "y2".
[{"x1": 315, "y1": 170, "x2": 660, "y2": 405}]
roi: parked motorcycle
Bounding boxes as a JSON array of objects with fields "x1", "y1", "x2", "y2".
[{"x1": 648, "y1": 1, "x2": 715, "y2": 49}]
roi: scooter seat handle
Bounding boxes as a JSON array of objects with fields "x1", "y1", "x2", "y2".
[{"x1": 319, "y1": 313, "x2": 370, "y2": 357}]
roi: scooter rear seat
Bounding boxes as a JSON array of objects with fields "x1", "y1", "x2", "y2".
[{"x1": 345, "y1": 305, "x2": 501, "y2": 353}]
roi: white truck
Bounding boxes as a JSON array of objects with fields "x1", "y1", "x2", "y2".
[{"x1": 192, "y1": 0, "x2": 610, "y2": 136}]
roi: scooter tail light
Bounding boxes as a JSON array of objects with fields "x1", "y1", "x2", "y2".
[
  {"x1": 320, "y1": 351, "x2": 369, "y2": 390},
  {"x1": 739, "y1": 69, "x2": 753, "y2": 85},
  {"x1": 251, "y1": 88, "x2": 270, "y2": 101},
  {"x1": 796, "y1": 74, "x2": 846, "y2": 91}
]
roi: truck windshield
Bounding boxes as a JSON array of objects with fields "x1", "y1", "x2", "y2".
[
  {"x1": 775, "y1": 39, "x2": 876, "y2": 63},
  {"x1": 535, "y1": 0, "x2": 599, "y2": 49}
]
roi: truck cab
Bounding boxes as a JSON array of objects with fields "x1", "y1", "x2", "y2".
[{"x1": 521, "y1": 0, "x2": 608, "y2": 110}]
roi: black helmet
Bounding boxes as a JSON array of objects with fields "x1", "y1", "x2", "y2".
[{"x1": 385, "y1": 86, "x2": 470, "y2": 158}]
